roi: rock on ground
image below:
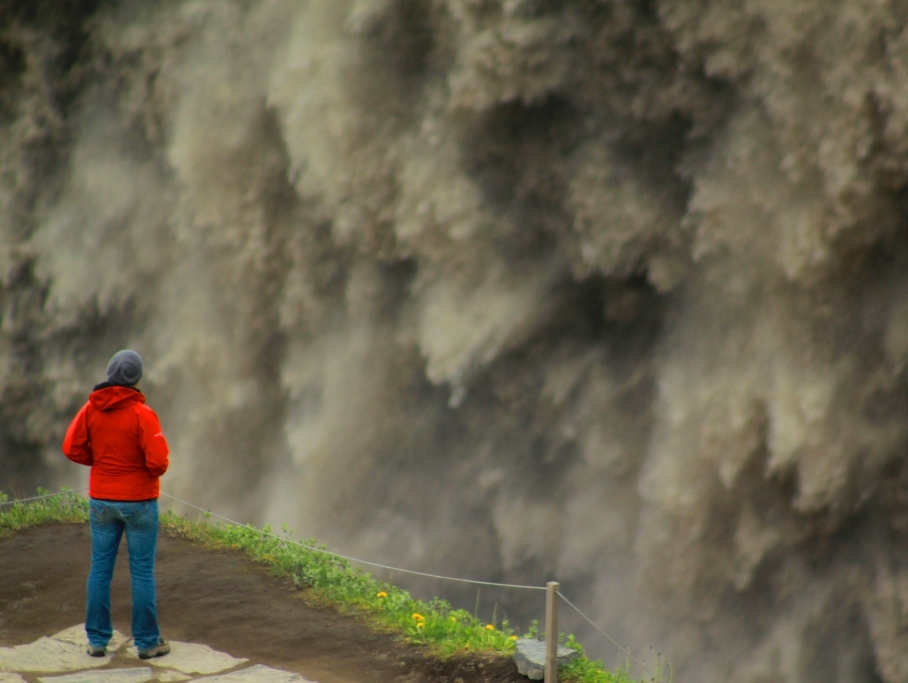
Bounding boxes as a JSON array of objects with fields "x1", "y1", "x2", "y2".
[
  {"x1": 513, "y1": 639, "x2": 578, "y2": 681},
  {"x1": 125, "y1": 641, "x2": 247, "y2": 675},
  {"x1": 193, "y1": 664, "x2": 313, "y2": 682},
  {"x1": 37, "y1": 668, "x2": 153, "y2": 683}
]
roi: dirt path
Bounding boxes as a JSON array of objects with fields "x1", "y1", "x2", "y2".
[{"x1": 0, "y1": 523, "x2": 522, "y2": 683}]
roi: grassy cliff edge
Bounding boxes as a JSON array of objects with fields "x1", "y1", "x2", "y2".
[{"x1": 0, "y1": 490, "x2": 658, "y2": 683}]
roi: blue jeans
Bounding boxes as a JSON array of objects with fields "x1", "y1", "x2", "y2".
[{"x1": 87, "y1": 499, "x2": 160, "y2": 651}]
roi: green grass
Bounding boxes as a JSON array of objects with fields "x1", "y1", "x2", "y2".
[
  {"x1": 0, "y1": 488, "x2": 90, "y2": 534},
  {"x1": 0, "y1": 490, "x2": 661, "y2": 683}
]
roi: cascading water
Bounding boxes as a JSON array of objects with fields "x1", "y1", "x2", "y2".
[{"x1": 3, "y1": 1, "x2": 908, "y2": 681}]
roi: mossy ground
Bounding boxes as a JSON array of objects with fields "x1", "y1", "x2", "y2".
[{"x1": 0, "y1": 489, "x2": 661, "y2": 683}]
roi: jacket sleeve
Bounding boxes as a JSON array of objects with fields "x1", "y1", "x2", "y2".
[
  {"x1": 62, "y1": 403, "x2": 93, "y2": 466},
  {"x1": 138, "y1": 406, "x2": 170, "y2": 478}
]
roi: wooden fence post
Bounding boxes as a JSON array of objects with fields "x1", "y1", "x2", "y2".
[{"x1": 545, "y1": 581, "x2": 559, "y2": 683}]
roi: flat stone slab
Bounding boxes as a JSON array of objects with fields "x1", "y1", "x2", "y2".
[
  {"x1": 125, "y1": 642, "x2": 247, "y2": 675},
  {"x1": 38, "y1": 667, "x2": 154, "y2": 683},
  {"x1": 0, "y1": 637, "x2": 112, "y2": 673},
  {"x1": 0, "y1": 625, "x2": 301, "y2": 683},
  {"x1": 50, "y1": 624, "x2": 129, "y2": 653},
  {"x1": 193, "y1": 665, "x2": 312, "y2": 682},
  {"x1": 513, "y1": 639, "x2": 578, "y2": 681}
]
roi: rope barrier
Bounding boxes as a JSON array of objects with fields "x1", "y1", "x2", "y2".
[
  {"x1": 0, "y1": 487, "x2": 88, "y2": 508},
  {"x1": 160, "y1": 492, "x2": 546, "y2": 592},
  {"x1": 162, "y1": 493, "x2": 671, "y2": 678},
  {"x1": 0, "y1": 485, "x2": 669, "y2": 678},
  {"x1": 557, "y1": 590, "x2": 668, "y2": 682}
]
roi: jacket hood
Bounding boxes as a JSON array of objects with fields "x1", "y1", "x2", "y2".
[{"x1": 89, "y1": 385, "x2": 146, "y2": 412}]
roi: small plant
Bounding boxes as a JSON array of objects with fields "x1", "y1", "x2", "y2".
[
  {"x1": 525, "y1": 618, "x2": 540, "y2": 640},
  {"x1": 565, "y1": 634, "x2": 583, "y2": 651},
  {"x1": 561, "y1": 655, "x2": 639, "y2": 683}
]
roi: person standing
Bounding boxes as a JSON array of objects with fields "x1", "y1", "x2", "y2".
[{"x1": 62, "y1": 350, "x2": 171, "y2": 660}]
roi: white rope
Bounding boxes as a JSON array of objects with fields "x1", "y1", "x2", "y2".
[
  {"x1": 557, "y1": 590, "x2": 669, "y2": 682},
  {"x1": 0, "y1": 487, "x2": 88, "y2": 508},
  {"x1": 161, "y1": 492, "x2": 546, "y2": 591}
]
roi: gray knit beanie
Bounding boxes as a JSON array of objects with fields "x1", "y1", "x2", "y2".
[{"x1": 106, "y1": 350, "x2": 143, "y2": 387}]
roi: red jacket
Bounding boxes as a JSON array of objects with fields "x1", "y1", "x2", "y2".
[{"x1": 63, "y1": 385, "x2": 170, "y2": 500}]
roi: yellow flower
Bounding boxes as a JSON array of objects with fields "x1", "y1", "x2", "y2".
[
  {"x1": 377, "y1": 591, "x2": 388, "y2": 598},
  {"x1": 417, "y1": 623, "x2": 425, "y2": 630},
  {"x1": 450, "y1": 616, "x2": 457, "y2": 623},
  {"x1": 510, "y1": 635, "x2": 519, "y2": 641},
  {"x1": 486, "y1": 624, "x2": 495, "y2": 631},
  {"x1": 412, "y1": 613, "x2": 425, "y2": 621}
]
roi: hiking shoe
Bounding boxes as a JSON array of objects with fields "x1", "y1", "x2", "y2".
[
  {"x1": 138, "y1": 638, "x2": 171, "y2": 660},
  {"x1": 86, "y1": 644, "x2": 107, "y2": 657}
]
